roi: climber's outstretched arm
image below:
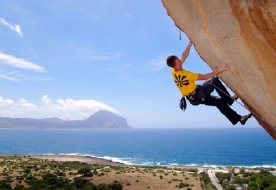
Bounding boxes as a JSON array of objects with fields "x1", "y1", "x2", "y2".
[
  {"x1": 198, "y1": 64, "x2": 230, "y2": 80},
  {"x1": 180, "y1": 41, "x2": 193, "y2": 64}
]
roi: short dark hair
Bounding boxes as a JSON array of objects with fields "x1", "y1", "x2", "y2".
[{"x1": 166, "y1": 55, "x2": 177, "y2": 68}]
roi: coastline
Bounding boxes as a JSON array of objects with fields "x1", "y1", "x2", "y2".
[
  {"x1": 0, "y1": 154, "x2": 276, "y2": 171},
  {"x1": 1, "y1": 154, "x2": 275, "y2": 169},
  {"x1": 29, "y1": 155, "x2": 276, "y2": 169},
  {"x1": 29, "y1": 154, "x2": 124, "y2": 166}
]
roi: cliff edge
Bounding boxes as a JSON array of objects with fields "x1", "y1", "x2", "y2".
[{"x1": 161, "y1": 0, "x2": 276, "y2": 139}]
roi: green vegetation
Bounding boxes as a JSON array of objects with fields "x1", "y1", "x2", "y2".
[
  {"x1": 176, "y1": 182, "x2": 190, "y2": 188},
  {"x1": 77, "y1": 166, "x2": 92, "y2": 177},
  {"x1": 216, "y1": 172, "x2": 231, "y2": 185},
  {"x1": 0, "y1": 177, "x2": 123, "y2": 190},
  {"x1": 0, "y1": 156, "x2": 122, "y2": 190},
  {"x1": 5, "y1": 156, "x2": 275, "y2": 190},
  {"x1": 216, "y1": 169, "x2": 276, "y2": 190},
  {"x1": 186, "y1": 168, "x2": 198, "y2": 173},
  {"x1": 248, "y1": 170, "x2": 276, "y2": 190},
  {"x1": 199, "y1": 172, "x2": 217, "y2": 190}
]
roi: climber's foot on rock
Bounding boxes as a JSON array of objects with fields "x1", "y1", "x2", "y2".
[
  {"x1": 231, "y1": 94, "x2": 238, "y2": 101},
  {"x1": 228, "y1": 94, "x2": 238, "y2": 106},
  {"x1": 240, "y1": 113, "x2": 252, "y2": 125},
  {"x1": 227, "y1": 95, "x2": 238, "y2": 106}
]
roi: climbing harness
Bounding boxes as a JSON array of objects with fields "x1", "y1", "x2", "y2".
[
  {"x1": 205, "y1": 81, "x2": 275, "y2": 128},
  {"x1": 174, "y1": 28, "x2": 274, "y2": 128}
]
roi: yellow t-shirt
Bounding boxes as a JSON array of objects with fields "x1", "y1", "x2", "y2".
[{"x1": 172, "y1": 69, "x2": 199, "y2": 96}]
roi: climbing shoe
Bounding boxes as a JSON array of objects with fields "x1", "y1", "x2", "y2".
[
  {"x1": 228, "y1": 95, "x2": 238, "y2": 106},
  {"x1": 231, "y1": 94, "x2": 238, "y2": 101},
  {"x1": 240, "y1": 113, "x2": 252, "y2": 125}
]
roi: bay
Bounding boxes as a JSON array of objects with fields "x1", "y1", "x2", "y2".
[{"x1": 0, "y1": 128, "x2": 275, "y2": 167}]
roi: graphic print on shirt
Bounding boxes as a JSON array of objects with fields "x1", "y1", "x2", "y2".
[{"x1": 174, "y1": 74, "x2": 189, "y2": 87}]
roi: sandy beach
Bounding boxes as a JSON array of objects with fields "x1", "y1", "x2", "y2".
[{"x1": 30, "y1": 154, "x2": 124, "y2": 166}]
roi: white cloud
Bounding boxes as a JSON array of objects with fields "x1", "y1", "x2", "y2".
[
  {"x1": 40, "y1": 95, "x2": 119, "y2": 120},
  {"x1": 148, "y1": 56, "x2": 166, "y2": 72},
  {"x1": 0, "y1": 97, "x2": 14, "y2": 109},
  {"x1": 0, "y1": 73, "x2": 19, "y2": 81},
  {"x1": 41, "y1": 95, "x2": 51, "y2": 105},
  {"x1": 124, "y1": 13, "x2": 132, "y2": 19},
  {"x1": 0, "y1": 52, "x2": 45, "y2": 72},
  {"x1": 0, "y1": 95, "x2": 119, "y2": 120},
  {"x1": 68, "y1": 43, "x2": 122, "y2": 62},
  {"x1": 0, "y1": 97, "x2": 36, "y2": 118},
  {"x1": 0, "y1": 70, "x2": 51, "y2": 82},
  {"x1": 0, "y1": 17, "x2": 23, "y2": 37},
  {"x1": 17, "y1": 99, "x2": 36, "y2": 109}
]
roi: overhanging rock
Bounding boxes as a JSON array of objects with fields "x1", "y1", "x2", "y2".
[{"x1": 161, "y1": 0, "x2": 276, "y2": 139}]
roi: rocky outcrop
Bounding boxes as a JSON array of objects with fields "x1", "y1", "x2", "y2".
[{"x1": 162, "y1": 0, "x2": 276, "y2": 139}]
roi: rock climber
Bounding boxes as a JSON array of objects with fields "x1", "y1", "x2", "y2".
[{"x1": 167, "y1": 41, "x2": 252, "y2": 125}]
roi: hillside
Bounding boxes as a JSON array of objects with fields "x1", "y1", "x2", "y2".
[{"x1": 0, "y1": 110, "x2": 131, "y2": 129}]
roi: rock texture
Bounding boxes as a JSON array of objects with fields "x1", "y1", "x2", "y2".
[{"x1": 162, "y1": 0, "x2": 276, "y2": 139}]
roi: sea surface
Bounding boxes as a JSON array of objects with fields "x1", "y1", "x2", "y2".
[{"x1": 0, "y1": 128, "x2": 275, "y2": 167}]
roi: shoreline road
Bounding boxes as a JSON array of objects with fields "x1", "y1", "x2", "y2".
[{"x1": 207, "y1": 169, "x2": 224, "y2": 190}]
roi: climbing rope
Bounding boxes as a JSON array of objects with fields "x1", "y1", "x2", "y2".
[
  {"x1": 205, "y1": 81, "x2": 275, "y2": 128},
  {"x1": 175, "y1": 29, "x2": 274, "y2": 129}
]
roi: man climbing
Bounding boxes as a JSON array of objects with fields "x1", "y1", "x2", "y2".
[{"x1": 167, "y1": 41, "x2": 252, "y2": 125}]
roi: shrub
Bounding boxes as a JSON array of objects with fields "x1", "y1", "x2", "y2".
[
  {"x1": 0, "y1": 180, "x2": 11, "y2": 189},
  {"x1": 78, "y1": 167, "x2": 92, "y2": 177},
  {"x1": 109, "y1": 183, "x2": 123, "y2": 190},
  {"x1": 178, "y1": 182, "x2": 190, "y2": 188}
]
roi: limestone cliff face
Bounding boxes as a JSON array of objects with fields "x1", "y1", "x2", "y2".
[{"x1": 161, "y1": 0, "x2": 276, "y2": 139}]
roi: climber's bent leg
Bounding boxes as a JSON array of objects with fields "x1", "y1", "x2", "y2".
[
  {"x1": 202, "y1": 77, "x2": 235, "y2": 106},
  {"x1": 203, "y1": 95, "x2": 242, "y2": 125}
]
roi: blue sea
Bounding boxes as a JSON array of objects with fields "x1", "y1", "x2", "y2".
[{"x1": 0, "y1": 128, "x2": 275, "y2": 168}]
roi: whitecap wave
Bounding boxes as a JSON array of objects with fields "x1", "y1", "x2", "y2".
[
  {"x1": 98, "y1": 156, "x2": 133, "y2": 165},
  {"x1": 184, "y1": 163, "x2": 276, "y2": 169},
  {"x1": 44, "y1": 153, "x2": 134, "y2": 165},
  {"x1": 34, "y1": 153, "x2": 276, "y2": 168}
]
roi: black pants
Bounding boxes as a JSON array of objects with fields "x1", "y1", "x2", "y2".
[{"x1": 191, "y1": 77, "x2": 241, "y2": 125}]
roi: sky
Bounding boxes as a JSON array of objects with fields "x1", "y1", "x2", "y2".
[{"x1": 0, "y1": 0, "x2": 258, "y2": 128}]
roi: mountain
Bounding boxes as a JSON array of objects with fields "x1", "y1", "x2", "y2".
[{"x1": 0, "y1": 110, "x2": 131, "y2": 129}]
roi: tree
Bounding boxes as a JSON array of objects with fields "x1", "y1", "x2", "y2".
[
  {"x1": 225, "y1": 184, "x2": 236, "y2": 190},
  {"x1": 78, "y1": 167, "x2": 93, "y2": 177},
  {"x1": 41, "y1": 173, "x2": 59, "y2": 186},
  {"x1": 71, "y1": 177, "x2": 93, "y2": 189},
  {"x1": 14, "y1": 184, "x2": 28, "y2": 190},
  {"x1": 239, "y1": 168, "x2": 245, "y2": 174},
  {"x1": 232, "y1": 176, "x2": 243, "y2": 184},
  {"x1": 216, "y1": 172, "x2": 231, "y2": 184},
  {"x1": 0, "y1": 180, "x2": 11, "y2": 190},
  {"x1": 97, "y1": 183, "x2": 110, "y2": 190}
]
